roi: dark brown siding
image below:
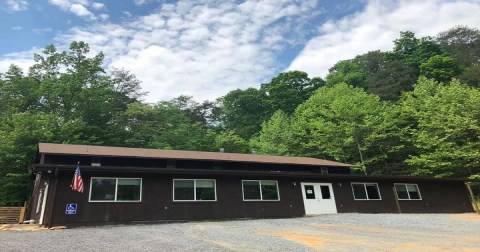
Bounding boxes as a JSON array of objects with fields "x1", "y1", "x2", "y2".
[
  {"x1": 332, "y1": 180, "x2": 398, "y2": 213},
  {"x1": 44, "y1": 170, "x2": 473, "y2": 226},
  {"x1": 49, "y1": 171, "x2": 305, "y2": 225},
  {"x1": 332, "y1": 180, "x2": 472, "y2": 214},
  {"x1": 395, "y1": 181, "x2": 472, "y2": 213}
]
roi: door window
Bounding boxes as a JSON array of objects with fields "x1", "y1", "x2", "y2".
[
  {"x1": 304, "y1": 185, "x2": 315, "y2": 199},
  {"x1": 320, "y1": 185, "x2": 331, "y2": 199}
]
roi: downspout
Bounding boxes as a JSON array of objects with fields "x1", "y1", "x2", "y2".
[
  {"x1": 26, "y1": 154, "x2": 46, "y2": 222},
  {"x1": 45, "y1": 167, "x2": 59, "y2": 227},
  {"x1": 393, "y1": 186, "x2": 402, "y2": 214}
]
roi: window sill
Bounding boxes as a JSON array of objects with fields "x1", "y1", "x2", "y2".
[
  {"x1": 242, "y1": 200, "x2": 281, "y2": 202},
  {"x1": 172, "y1": 200, "x2": 217, "y2": 203},
  {"x1": 88, "y1": 201, "x2": 143, "y2": 203}
]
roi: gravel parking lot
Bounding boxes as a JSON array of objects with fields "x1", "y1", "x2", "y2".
[{"x1": 1, "y1": 213, "x2": 480, "y2": 251}]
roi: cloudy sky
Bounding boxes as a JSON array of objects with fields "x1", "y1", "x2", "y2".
[{"x1": 1, "y1": 0, "x2": 479, "y2": 102}]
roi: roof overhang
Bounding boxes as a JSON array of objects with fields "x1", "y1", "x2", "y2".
[
  {"x1": 38, "y1": 143, "x2": 354, "y2": 168},
  {"x1": 32, "y1": 164, "x2": 467, "y2": 182}
]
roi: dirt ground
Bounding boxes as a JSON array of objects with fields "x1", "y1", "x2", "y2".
[
  {"x1": 273, "y1": 214, "x2": 480, "y2": 251},
  {"x1": 1, "y1": 213, "x2": 480, "y2": 251}
]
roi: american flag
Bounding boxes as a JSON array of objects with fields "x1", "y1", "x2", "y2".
[{"x1": 71, "y1": 164, "x2": 84, "y2": 193}]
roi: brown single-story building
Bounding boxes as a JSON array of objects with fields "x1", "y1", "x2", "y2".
[{"x1": 28, "y1": 143, "x2": 474, "y2": 226}]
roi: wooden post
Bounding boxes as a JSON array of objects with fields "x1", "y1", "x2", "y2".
[
  {"x1": 465, "y1": 182, "x2": 479, "y2": 214},
  {"x1": 393, "y1": 187, "x2": 402, "y2": 214},
  {"x1": 18, "y1": 201, "x2": 26, "y2": 224}
]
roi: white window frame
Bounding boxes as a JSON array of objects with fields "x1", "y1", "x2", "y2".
[
  {"x1": 172, "y1": 179, "x2": 217, "y2": 202},
  {"x1": 394, "y1": 183, "x2": 422, "y2": 200},
  {"x1": 242, "y1": 180, "x2": 280, "y2": 202},
  {"x1": 89, "y1": 177, "x2": 142, "y2": 202},
  {"x1": 351, "y1": 182, "x2": 382, "y2": 200}
]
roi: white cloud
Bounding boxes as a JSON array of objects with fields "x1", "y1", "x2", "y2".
[
  {"x1": 52, "y1": 0, "x2": 317, "y2": 102},
  {"x1": 0, "y1": 49, "x2": 39, "y2": 74},
  {"x1": 91, "y1": 2, "x2": 105, "y2": 10},
  {"x1": 99, "y1": 13, "x2": 109, "y2": 21},
  {"x1": 10, "y1": 0, "x2": 477, "y2": 103},
  {"x1": 287, "y1": 0, "x2": 480, "y2": 78},
  {"x1": 11, "y1": 26, "x2": 22, "y2": 31},
  {"x1": 5, "y1": 0, "x2": 28, "y2": 12},
  {"x1": 69, "y1": 3, "x2": 96, "y2": 19},
  {"x1": 48, "y1": 0, "x2": 73, "y2": 10},
  {"x1": 48, "y1": 0, "x2": 103, "y2": 21},
  {"x1": 134, "y1": 0, "x2": 153, "y2": 6},
  {"x1": 122, "y1": 11, "x2": 132, "y2": 17}
]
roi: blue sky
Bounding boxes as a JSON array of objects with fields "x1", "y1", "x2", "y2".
[{"x1": 1, "y1": 0, "x2": 479, "y2": 102}]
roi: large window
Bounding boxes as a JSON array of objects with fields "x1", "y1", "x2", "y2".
[
  {"x1": 173, "y1": 179, "x2": 216, "y2": 201},
  {"x1": 394, "y1": 183, "x2": 422, "y2": 200},
  {"x1": 351, "y1": 183, "x2": 381, "y2": 200},
  {"x1": 89, "y1": 178, "x2": 142, "y2": 202},
  {"x1": 242, "y1": 180, "x2": 280, "y2": 201}
]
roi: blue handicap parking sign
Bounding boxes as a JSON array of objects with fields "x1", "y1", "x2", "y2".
[{"x1": 65, "y1": 203, "x2": 77, "y2": 215}]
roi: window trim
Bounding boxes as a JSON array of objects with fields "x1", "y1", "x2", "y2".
[
  {"x1": 89, "y1": 177, "x2": 142, "y2": 203},
  {"x1": 394, "y1": 183, "x2": 422, "y2": 201},
  {"x1": 172, "y1": 179, "x2": 217, "y2": 202},
  {"x1": 241, "y1": 180, "x2": 280, "y2": 202},
  {"x1": 351, "y1": 182, "x2": 382, "y2": 201}
]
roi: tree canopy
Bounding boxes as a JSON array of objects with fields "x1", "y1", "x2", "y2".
[{"x1": 1, "y1": 26, "x2": 479, "y2": 205}]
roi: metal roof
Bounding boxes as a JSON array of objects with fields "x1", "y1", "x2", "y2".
[{"x1": 38, "y1": 143, "x2": 354, "y2": 168}]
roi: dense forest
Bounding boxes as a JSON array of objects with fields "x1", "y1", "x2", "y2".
[{"x1": 1, "y1": 26, "x2": 479, "y2": 206}]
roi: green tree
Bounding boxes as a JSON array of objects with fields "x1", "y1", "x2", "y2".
[
  {"x1": 0, "y1": 65, "x2": 41, "y2": 115},
  {"x1": 0, "y1": 111, "x2": 88, "y2": 205},
  {"x1": 354, "y1": 51, "x2": 418, "y2": 101},
  {"x1": 400, "y1": 77, "x2": 480, "y2": 178},
  {"x1": 250, "y1": 110, "x2": 293, "y2": 156},
  {"x1": 0, "y1": 173, "x2": 32, "y2": 206},
  {"x1": 458, "y1": 65, "x2": 480, "y2": 88},
  {"x1": 420, "y1": 55, "x2": 463, "y2": 82},
  {"x1": 169, "y1": 95, "x2": 221, "y2": 128},
  {"x1": 121, "y1": 102, "x2": 215, "y2": 151},
  {"x1": 221, "y1": 71, "x2": 324, "y2": 141},
  {"x1": 260, "y1": 71, "x2": 324, "y2": 115},
  {"x1": 436, "y1": 26, "x2": 480, "y2": 67},
  {"x1": 220, "y1": 88, "x2": 267, "y2": 140},
  {"x1": 0, "y1": 42, "x2": 145, "y2": 206},
  {"x1": 325, "y1": 60, "x2": 367, "y2": 88},
  {"x1": 368, "y1": 60, "x2": 418, "y2": 101},
  {"x1": 215, "y1": 131, "x2": 249, "y2": 153},
  {"x1": 388, "y1": 31, "x2": 444, "y2": 69},
  {"x1": 292, "y1": 83, "x2": 401, "y2": 174}
]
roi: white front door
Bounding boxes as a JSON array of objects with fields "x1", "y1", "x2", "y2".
[{"x1": 301, "y1": 182, "x2": 337, "y2": 215}]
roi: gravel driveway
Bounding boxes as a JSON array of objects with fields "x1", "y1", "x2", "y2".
[{"x1": 1, "y1": 214, "x2": 480, "y2": 251}]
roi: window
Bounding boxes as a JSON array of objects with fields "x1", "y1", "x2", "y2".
[
  {"x1": 242, "y1": 180, "x2": 279, "y2": 201},
  {"x1": 320, "y1": 185, "x2": 331, "y2": 199},
  {"x1": 394, "y1": 183, "x2": 422, "y2": 200},
  {"x1": 304, "y1": 185, "x2": 315, "y2": 199},
  {"x1": 351, "y1": 183, "x2": 381, "y2": 200},
  {"x1": 89, "y1": 178, "x2": 142, "y2": 202},
  {"x1": 173, "y1": 179, "x2": 216, "y2": 201}
]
